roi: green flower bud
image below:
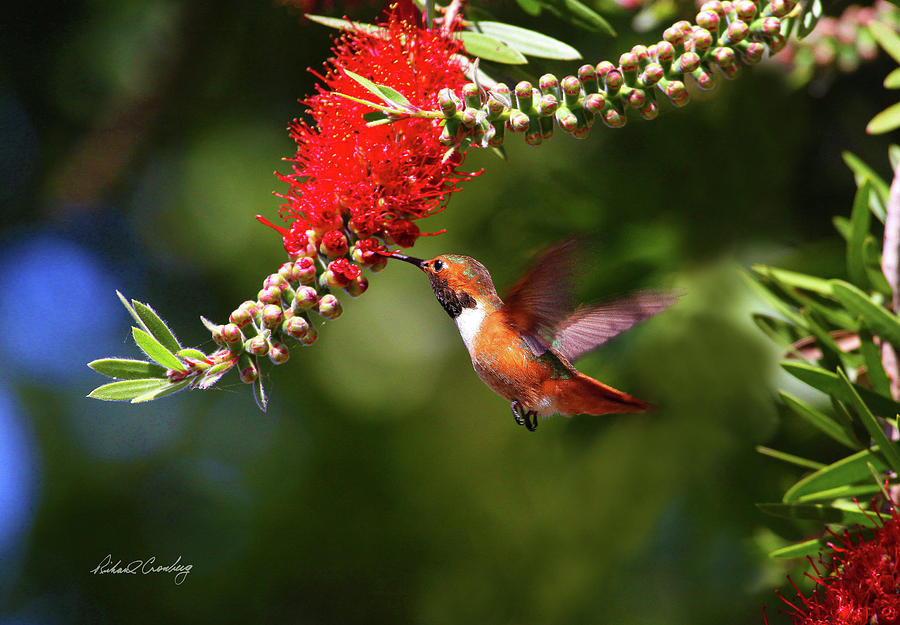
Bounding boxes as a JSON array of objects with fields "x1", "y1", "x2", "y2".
[
  {"x1": 736, "y1": 0, "x2": 757, "y2": 21},
  {"x1": 239, "y1": 354, "x2": 258, "y2": 384},
  {"x1": 578, "y1": 64, "x2": 598, "y2": 93},
  {"x1": 258, "y1": 286, "x2": 282, "y2": 305},
  {"x1": 604, "y1": 69, "x2": 624, "y2": 94},
  {"x1": 292, "y1": 286, "x2": 319, "y2": 312},
  {"x1": 283, "y1": 315, "x2": 310, "y2": 339},
  {"x1": 264, "y1": 273, "x2": 288, "y2": 292},
  {"x1": 302, "y1": 325, "x2": 319, "y2": 346},
  {"x1": 538, "y1": 94, "x2": 558, "y2": 116},
  {"x1": 278, "y1": 262, "x2": 295, "y2": 283},
  {"x1": 292, "y1": 257, "x2": 317, "y2": 285},
  {"x1": 317, "y1": 293, "x2": 343, "y2": 319},
  {"x1": 583, "y1": 93, "x2": 607, "y2": 114},
  {"x1": 515, "y1": 81, "x2": 534, "y2": 110},
  {"x1": 245, "y1": 330, "x2": 271, "y2": 356},
  {"x1": 345, "y1": 276, "x2": 369, "y2": 297},
  {"x1": 509, "y1": 111, "x2": 530, "y2": 132},
  {"x1": 269, "y1": 341, "x2": 290, "y2": 365},
  {"x1": 438, "y1": 88, "x2": 460, "y2": 116},
  {"x1": 222, "y1": 323, "x2": 243, "y2": 345},
  {"x1": 261, "y1": 304, "x2": 283, "y2": 329},
  {"x1": 462, "y1": 82, "x2": 481, "y2": 109}
]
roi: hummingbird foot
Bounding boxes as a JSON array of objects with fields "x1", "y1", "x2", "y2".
[{"x1": 511, "y1": 400, "x2": 538, "y2": 432}]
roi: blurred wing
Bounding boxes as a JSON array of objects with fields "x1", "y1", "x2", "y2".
[
  {"x1": 553, "y1": 290, "x2": 681, "y2": 362},
  {"x1": 502, "y1": 239, "x2": 578, "y2": 353}
]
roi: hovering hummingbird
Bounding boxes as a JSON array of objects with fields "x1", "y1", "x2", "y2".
[{"x1": 389, "y1": 240, "x2": 678, "y2": 431}]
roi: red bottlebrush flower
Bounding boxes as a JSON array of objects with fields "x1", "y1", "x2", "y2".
[
  {"x1": 320, "y1": 229, "x2": 349, "y2": 258},
  {"x1": 272, "y1": 3, "x2": 479, "y2": 255},
  {"x1": 325, "y1": 258, "x2": 362, "y2": 288},
  {"x1": 351, "y1": 237, "x2": 388, "y2": 267},
  {"x1": 776, "y1": 504, "x2": 900, "y2": 625}
]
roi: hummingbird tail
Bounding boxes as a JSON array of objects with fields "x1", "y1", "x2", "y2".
[{"x1": 558, "y1": 373, "x2": 652, "y2": 416}]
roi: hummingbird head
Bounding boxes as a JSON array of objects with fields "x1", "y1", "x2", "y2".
[{"x1": 389, "y1": 252, "x2": 500, "y2": 318}]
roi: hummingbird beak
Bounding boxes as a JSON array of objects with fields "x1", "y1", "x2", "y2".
[{"x1": 387, "y1": 252, "x2": 425, "y2": 268}]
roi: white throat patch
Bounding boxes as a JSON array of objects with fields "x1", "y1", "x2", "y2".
[{"x1": 454, "y1": 304, "x2": 486, "y2": 353}]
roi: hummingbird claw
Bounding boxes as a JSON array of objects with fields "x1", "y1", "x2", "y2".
[{"x1": 511, "y1": 400, "x2": 538, "y2": 432}]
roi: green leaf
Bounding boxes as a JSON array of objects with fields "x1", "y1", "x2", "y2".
[
  {"x1": 743, "y1": 271, "x2": 808, "y2": 330},
  {"x1": 779, "y1": 390, "x2": 859, "y2": 449},
  {"x1": 833, "y1": 215, "x2": 851, "y2": 240},
  {"x1": 848, "y1": 181, "x2": 873, "y2": 287},
  {"x1": 253, "y1": 357, "x2": 268, "y2": 412},
  {"x1": 752, "y1": 313, "x2": 805, "y2": 349},
  {"x1": 515, "y1": 0, "x2": 543, "y2": 15},
  {"x1": 868, "y1": 101, "x2": 900, "y2": 135},
  {"x1": 195, "y1": 360, "x2": 235, "y2": 390},
  {"x1": 843, "y1": 151, "x2": 889, "y2": 222},
  {"x1": 342, "y1": 70, "x2": 415, "y2": 110},
  {"x1": 177, "y1": 348, "x2": 208, "y2": 361},
  {"x1": 757, "y1": 502, "x2": 880, "y2": 527},
  {"x1": 458, "y1": 32, "x2": 528, "y2": 64},
  {"x1": 891, "y1": 144, "x2": 900, "y2": 171},
  {"x1": 470, "y1": 21, "x2": 582, "y2": 59},
  {"x1": 363, "y1": 111, "x2": 390, "y2": 123},
  {"x1": 755, "y1": 445, "x2": 826, "y2": 470},
  {"x1": 132, "y1": 379, "x2": 190, "y2": 403},
  {"x1": 783, "y1": 447, "x2": 888, "y2": 503},
  {"x1": 546, "y1": 0, "x2": 616, "y2": 35},
  {"x1": 117, "y1": 291, "x2": 149, "y2": 334},
  {"x1": 869, "y1": 20, "x2": 900, "y2": 65},
  {"x1": 830, "y1": 280, "x2": 900, "y2": 352},
  {"x1": 88, "y1": 378, "x2": 174, "y2": 401},
  {"x1": 88, "y1": 358, "x2": 167, "y2": 380},
  {"x1": 859, "y1": 328, "x2": 892, "y2": 398},
  {"x1": 795, "y1": 482, "x2": 885, "y2": 502},
  {"x1": 796, "y1": 0, "x2": 822, "y2": 39},
  {"x1": 863, "y1": 237, "x2": 893, "y2": 296},
  {"x1": 750, "y1": 265, "x2": 833, "y2": 296},
  {"x1": 885, "y1": 67, "x2": 900, "y2": 89},
  {"x1": 304, "y1": 14, "x2": 386, "y2": 36},
  {"x1": 132, "y1": 327, "x2": 186, "y2": 372},
  {"x1": 133, "y1": 300, "x2": 181, "y2": 354},
  {"x1": 769, "y1": 536, "x2": 832, "y2": 559},
  {"x1": 780, "y1": 361, "x2": 900, "y2": 419},
  {"x1": 837, "y1": 368, "x2": 900, "y2": 474}
]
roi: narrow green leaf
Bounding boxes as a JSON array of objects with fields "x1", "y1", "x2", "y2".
[
  {"x1": 831, "y1": 280, "x2": 900, "y2": 352},
  {"x1": 770, "y1": 536, "x2": 831, "y2": 559},
  {"x1": 781, "y1": 361, "x2": 900, "y2": 417},
  {"x1": 549, "y1": 0, "x2": 616, "y2": 35},
  {"x1": 796, "y1": 0, "x2": 822, "y2": 39},
  {"x1": 848, "y1": 181, "x2": 873, "y2": 287},
  {"x1": 779, "y1": 391, "x2": 859, "y2": 449},
  {"x1": 743, "y1": 271, "x2": 808, "y2": 330},
  {"x1": 458, "y1": 32, "x2": 528, "y2": 64},
  {"x1": 253, "y1": 360, "x2": 268, "y2": 412},
  {"x1": 890, "y1": 144, "x2": 900, "y2": 171},
  {"x1": 132, "y1": 327, "x2": 186, "y2": 372},
  {"x1": 833, "y1": 215, "x2": 851, "y2": 240},
  {"x1": 470, "y1": 21, "x2": 582, "y2": 59},
  {"x1": 117, "y1": 291, "x2": 150, "y2": 334},
  {"x1": 859, "y1": 328, "x2": 892, "y2": 398},
  {"x1": 885, "y1": 67, "x2": 900, "y2": 89},
  {"x1": 863, "y1": 237, "x2": 893, "y2": 296},
  {"x1": 795, "y1": 482, "x2": 885, "y2": 502},
  {"x1": 304, "y1": 14, "x2": 386, "y2": 36},
  {"x1": 752, "y1": 313, "x2": 805, "y2": 349},
  {"x1": 868, "y1": 101, "x2": 900, "y2": 135},
  {"x1": 195, "y1": 361, "x2": 235, "y2": 390},
  {"x1": 88, "y1": 358, "x2": 167, "y2": 380},
  {"x1": 869, "y1": 20, "x2": 900, "y2": 65},
  {"x1": 837, "y1": 368, "x2": 900, "y2": 474},
  {"x1": 757, "y1": 502, "x2": 879, "y2": 526},
  {"x1": 133, "y1": 300, "x2": 181, "y2": 354},
  {"x1": 515, "y1": 0, "x2": 543, "y2": 16},
  {"x1": 750, "y1": 265, "x2": 833, "y2": 295},
  {"x1": 843, "y1": 151, "x2": 889, "y2": 222},
  {"x1": 363, "y1": 111, "x2": 390, "y2": 123},
  {"x1": 177, "y1": 348, "x2": 208, "y2": 361},
  {"x1": 755, "y1": 445, "x2": 825, "y2": 470},
  {"x1": 783, "y1": 447, "x2": 888, "y2": 503},
  {"x1": 342, "y1": 70, "x2": 415, "y2": 109},
  {"x1": 88, "y1": 378, "x2": 173, "y2": 401},
  {"x1": 132, "y1": 379, "x2": 190, "y2": 403}
]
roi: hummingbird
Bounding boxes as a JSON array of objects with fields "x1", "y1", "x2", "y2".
[{"x1": 388, "y1": 240, "x2": 679, "y2": 431}]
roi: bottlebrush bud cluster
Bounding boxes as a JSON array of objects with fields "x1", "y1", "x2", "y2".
[
  {"x1": 775, "y1": 0, "x2": 900, "y2": 84},
  {"x1": 436, "y1": 0, "x2": 795, "y2": 148}
]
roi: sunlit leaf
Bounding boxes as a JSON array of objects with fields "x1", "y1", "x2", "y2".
[
  {"x1": 133, "y1": 300, "x2": 181, "y2": 354},
  {"x1": 750, "y1": 265, "x2": 833, "y2": 295},
  {"x1": 796, "y1": 0, "x2": 822, "y2": 39},
  {"x1": 304, "y1": 14, "x2": 386, "y2": 36},
  {"x1": 869, "y1": 20, "x2": 900, "y2": 65},
  {"x1": 88, "y1": 379, "x2": 173, "y2": 401},
  {"x1": 470, "y1": 21, "x2": 582, "y2": 59},
  {"x1": 868, "y1": 101, "x2": 900, "y2": 135},
  {"x1": 885, "y1": 67, "x2": 900, "y2": 89},
  {"x1": 88, "y1": 358, "x2": 167, "y2": 380},
  {"x1": 458, "y1": 32, "x2": 528, "y2": 64},
  {"x1": 132, "y1": 379, "x2": 190, "y2": 403},
  {"x1": 795, "y1": 482, "x2": 884, "y2": 502},
  {"x1": 132, "y1": 327, "x2": 185, "y2": 372}
]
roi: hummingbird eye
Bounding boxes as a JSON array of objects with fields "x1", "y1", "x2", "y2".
[{"x1": 432, "y1": 260, "x2": 444, "y2": 271}]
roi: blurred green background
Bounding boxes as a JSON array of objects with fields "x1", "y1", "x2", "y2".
[{"x1": 1, "y1": 0, "x2": 897, "y2": 623}]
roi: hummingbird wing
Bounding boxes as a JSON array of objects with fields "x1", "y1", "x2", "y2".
[
  {"x1": 501, "y1": 239, "x2": 577, "y2": 354},
  {"x1": 552, "y1": 290, "x2": 681, "y2": 363}
]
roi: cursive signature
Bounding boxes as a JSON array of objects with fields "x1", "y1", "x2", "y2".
[{"x1": 90, "y1": 554, "x2": 192, "y2": 585}]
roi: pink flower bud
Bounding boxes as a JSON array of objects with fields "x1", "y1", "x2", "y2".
[
  {"x1": 230, "y1": 306, "x2": 253, "y2": 328},
  {"x1": 222, "y1": 323, "x2": 243, "y2": 344},
  {"x1": 258, "y1": 286, "x2": 282, "y2": 305},
  {"x1": 261, "y1": 304, "x2": 283, "y2": 329},
  {"x1": 293, "y1": 257, "x2": 317, "y2": 285},
  {"x1": 301, "y1": 326, "x2": 319, "y2": 346},
  {"x1": 264, "y1": 273, "x2": 288, "y2": 291},
  {"x1": 345, "y1": 276, "x2": 369, "y2": 297},
  {"x1": 317, "y1": 294, "x2": 343, "y2": 319},
  {"x1": 269, "y1": 341, "x2": 290, "y2": 365},
  {"x1": 292, "y1": 286, "x2": 319, "y2": 312},
  {"x1": 239, "y1": 357, "x2": 259, "y2": 384},
  {"x1": 245, "y1": 332, "x2": 270, "y2": 356},
  {"x1": 325, "y1": 258, "x2": 362, "y2": 288},
  {"x1": 283, "y1": 315, "x2": 310, "y2": 339},
  {"x1": 351, "y1": 238, "x2": 388, "y2": 267},
  {"x1": 278, "y1": 262, "x2": 295, "y2": 283}
]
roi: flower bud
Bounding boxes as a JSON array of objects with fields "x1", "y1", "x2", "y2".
[
  {"x1": 258, "y1": 286, "x2": 282, "y2": 305},
  {"x1": 736, "y1": 0, "x2": 756, "y2": 21},
  {"x1": 264, "y1": 273, "x2": 288, "y2": 292},
  {"x1": 619, "y1": 52, "x2": 639, "y2": 73},
  {"x1": 724, "y1": 20, "x2": 749, "y2": 44},
  {"x1": 603, "y1": 107, "x2": 627, "y2": 128},
  {"x1": 301, "y1": 326, "x2": 319, "y2": 346},
  {"x1": 595, "y1": 61, "x2": 616, "y2": 79},
  {"x1": 319, "y1": 229, "x2": 349, "y2": 258},
  {"x1": 515, "y1": 81, "x2": 534, "y2": 110},
  {"x1": 269, "y1": 341, "x2": 290, "y2": 365},
  {"x1": 583, "y1": 93, "x2": 607, "y2": 114},
  {"x1": 696, "y1": 10, "x2": 720, "y2": 31},
  {"x1": 293, "y1": 257, "x2": 317, "y2": 285},
  {"x1": 261, "y1": 304, "x2": 283, "y2": 329},
  {"x1": 345, "y1": 276, "x2": 369, "y2": 297},
  {"x1": 283, "y1": 315, "x2": 310, "y2": 339},
  {"x1": 317, "y1": 294, "x2": 343, "y2": 319},
  {"x1": 351, "y1": 238, "x2": 386, "y2": 267},
  {"x1": 604, "y1": 69, "x2": 624, "y2": 93},
  {"x1": 369, "y1": 256, "x2": 388, "y2": 272},
  {"x1": 324, "y1": 258, "x2": 361, "y2": 289},
  {"x1": 239, "y1": 355, "x2": 258, "y2": 384},
  {"x1": 210, "y1": 324, "x2": 226, "y2": 346},
  {"x1": 509, "y1": 111, "x2": 530, "y2": 132},
  {"x1": 222, "y1": 323, "x2": 243, "y2": 345},
  {"x1": 278, "y1": 262, "x2": 296, "y2": 283},
  {"x1": 292, "y1": 286, "x2": 319, "y2": 312},
  {"x1": 556, "y1": 109, "x2": 579, "y2": 133},
  {"x1": 284, "y1": 225, "x2": 319, "y2": 259},
  {"x1": 578, "y1": 64, "x2": 598, "y2": 93},
  {"x1": 538, "y1": 94, "x2": 558, "y2": 116},
  {"x1": 230, "y1": 306, "x2": 254, "y2": 328},
  {"x1": 438, "y1": 88, "x2": 460, "y2": 116},
  {"x1": 245, "y1": 331, "x2": 270, "y2": 356}
]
